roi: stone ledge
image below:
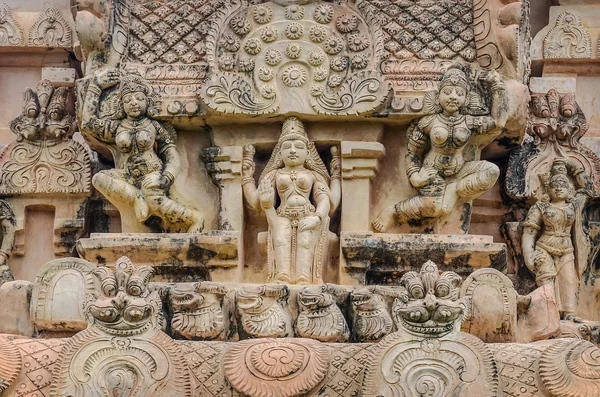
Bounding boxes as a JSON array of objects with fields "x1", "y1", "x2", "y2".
[{"x1": 341, "y1": 232, "x2": 507, "y2": 282}]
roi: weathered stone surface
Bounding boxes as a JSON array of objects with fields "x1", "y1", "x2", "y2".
[{"x1": 0, "y1": 281, "x2": 33, "y2": 336}]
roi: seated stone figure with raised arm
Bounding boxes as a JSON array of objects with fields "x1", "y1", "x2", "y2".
[
  {"x1": 242, "y1": 117, "x2": 340, "y2": 284},
  {"x1": 373, "y1": 64, "x2": 507, "y2": 232},
  {"x1": 80, "y1": 68, "x2": 203, "y2": 232}
]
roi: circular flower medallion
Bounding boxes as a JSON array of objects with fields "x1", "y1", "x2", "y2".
[
  {"x1": 282, "y1": 65, "x2": 308, "y2": 87},
  {"x1": 308, "y1": 49, "x2": 324, "y2": 66},
  {"x1": 328, "y1": 75, "x2": 343, "y2": 87},
  {"x1": 253, "y1": 5, "x2": 273, "y2": 24},
  {"x1": 286, "y1": 43, "x2": 302, "y2": 59},
  {"x1": 230, "y1": 15, "x2": 251, "y2": 36},
  {"x1": 219, "y1": 34, "x2": 240, "y2": 52},
  {"x1": 261, "y1": 85, "x2": 276, "y2": 99},
  {"x1": 284, "y1": 23, "x2": 304, "y2": 39},
  {"x1": 244, "y1": 38, "x2": 262, "y2": 55},
  {"x1": 313, "y1": 67, "x2": 328, "y2": 82},
  {"x1": 219, "y1": 55, "x2": 236, "y2": 71},
  {"x1": 350, "y1": 53, "x2": 369, "y2": 69},
  {"x1": 238, "y1": 57, "x2": 255, "y2": 72},
  {"x1": 260, "y1": 26, "x2": 278, "y2": 43},
  {"x1": 347, "y1": 34, "x2": 370, "y2": 52},
  {"x1": 336, "y1": 14, "x2": 358, "y2": 33},
  {"x1": 324, "y1": 36, "x2": 344, "y2": 55},
  {"x1": 309, "y1": 26, "x2": 327, "y2": 43},
  {"x1": 313, "y1": 4, "x2": 334, "y2": 24},
  {"x1": 310, "y1": 85, "x2": 324, "y2": 97},
  {"x1": 330, "y1": 56, "x2": 348, "y2": 72},
  {"x1": 285, "y1": 5, "x2": 304, "y2": 20},
  {"x1": 258, "y1": 67, "x2": 274, "y2": 81},
  {"x1": 264, "y1": 49, "x2": 282, "y2": 66}
]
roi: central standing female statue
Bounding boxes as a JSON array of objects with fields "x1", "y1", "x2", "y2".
[{"x1": 242, "y1": 117, "x2": 341, "y2": 284}]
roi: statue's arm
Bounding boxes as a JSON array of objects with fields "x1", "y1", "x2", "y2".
[
  {"x1": 81, "y1": 69, "x2": 121, "y2": 142},
  {"x1": 155, "y1": 122, "x2": 181, "y2": 186},
  {"x1": 241, "y1": 145, "x2": 260, "y2": 211},
  {"x1": 0, "y1": 218, "x2": 15, "y2": 267},
  {"x1": 406, "y1": 119, "x2": 432, "y2": 187},
  {"x1": 313, "y1": 181, "x2": 332, "y2": 222},
  {"x1": 329, "y1": 146, "x2": 341, "y2": 215},
  {"x1": 522, "y1": 204, "x2": 542, "y2": 273}
]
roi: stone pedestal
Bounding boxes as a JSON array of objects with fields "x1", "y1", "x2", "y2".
[
  {"x1": 340, "y1": 232, "x2": 507, "y2": 285},
  {"x1": 76, "y1": 232, "x2": 239, "y2": 282}
]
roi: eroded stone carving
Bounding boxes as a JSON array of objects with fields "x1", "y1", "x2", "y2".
[
  {"x1": 242, "y1": 117, "x2": 340, "y2": 284},
  {"x1": 2, "y1": 80, "x2": 89, "y2": 194},
  {"x1": 223, "y1": 338, "x2": 330, "y2": 397},
  {"x1": 28, "y1": 7, "x2": 72, "y2": 48},
  {"x1": 366, "y1": 260, "x2": 498, "y2": 396},
  {"x1": 544, "y1": 12, "x2": 592, "y2": 59},
  {"x1": 170, "y1": 282, "x2": 228, "y2": 340},
  {"x1": 0, "y1": 201, "x2": 15, "y2": 285},
  {"x1": 0, "y1": 3, "x2": 23, "y2": 46},
  {"x1": 350, "y1": 285, "x2": 400, "y2": 342},
  {"x1": 51, "y1": 256, "x2": 192, "y2": 396},
  {"x1": 506, "y1": 89, "x2": 600, "y2": 200},
  {"x1": 296, "y1": 284, "x2": 350, "y2": 342},
  {"x1": 30, "y1": 258, "x2": 97, "y2": 332},
  {"x1": 236, "y1": 284, "x2": 292, "y2": 339},
  {"x1": 373, "y1": 64, "x2": 507, "y2": 233},
  {"x1": 202, "y1": 1, "x2": 389, "y2": 115},
  {"x1": 522, "y1": 158, "x2": 591, "y2": 322},
  {"x1": 80, "y1": 69, "x2": 203, "y2": 232}
]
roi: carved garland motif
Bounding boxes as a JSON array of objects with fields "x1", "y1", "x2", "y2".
[{"x1": 223, "y1": 338, "x2": 330, "y2": 397}]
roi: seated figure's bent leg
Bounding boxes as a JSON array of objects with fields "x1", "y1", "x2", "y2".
[
  {"x1": 93, "y1": 170, "x2": 149, "y2": 222},
  {"x1": 456, "y1": 161, "x2": 500, "y2": 200},
  {"x1": 270, "y1": 217, "x2": 293, "y2": 283},
  {"x1": 556, "y1": 252, "x2": 580, "y2": 320},
  {"x1": 373, "y1": 195, "x2": 443, "y2": 232},
  {"x1": 144, "y1": 193, "x2": 204, "y2": 233},
  {"x1": 296, "y1": 227, "x2": 318, "y2": 284}
]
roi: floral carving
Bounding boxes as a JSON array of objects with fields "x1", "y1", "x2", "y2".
[
  {"x1": 28, "y1": 7, "x2": 71, "y2": 47},
  {"x1": 230, "y1": 14, "x2": 251, "y2": 36},
  {"x1": 220, "y1": 34, "x2": 240, "y2": 52},
  {"x1": 284, "y1": 22, "x2": 304, "y2": 39},
  {"x1": 223, "y1": 338, "x2": 330, "y2": 397},
  {"x1": 285, "y1": 5, "x2": 304, "y2": 20},
  {"x1": 253, "y1": 5, "x2": 273, "y2": 24},
  {"x1": 314, "y1": 67, "x2": 328, "y2": 81},
  {"x1": 544, "y1": 12, "x2": 591, "y2": 59},
  {"x1": 296, "y1": 284, "x2": 350, "y2": 342},
  {"x1": 260, "y1": 26, "x2": 278, "y2": 42},
  {"x1": 308, "y1": 49, "x2": 325, "y2": 66},
  {"x1": 309, "y1": 25, "x2": 327, "y2": 43},
  {"x1": 1, "y1": 80, "x2": 90, "y2": 195},
  {"x1": 264, "y1": 48, "x2": 282, "y2": 65},
  {"x1": 236, "y1": 284, "x2": 291, "y2": 338},
  {"x1": 336, "y1": 14, "x2": 358, "y2": 33},
  {"x1": 170, "y1": 282, "x2": 228, "y2": 340},
  {"x1": 314, "y1": 4, "x2": 334, "y2": 24},
  {"x1": 0, "y1": 3, "x2": 23, "y2": 46},
  {"x1": 347, "y1": 34, "x2": 370, "y2": 52},
  {"x1": 244, "y1": 38, "x2": 262, "y2": 55},
  {"x1": 286, "y1": 43, "x2": 302, "y2": 59},
  {"x1": 202, "y1": 73, "x2": 278, "y2": 114},
  {"x1": 324, "y1": 36, "x2": 344, "y2": 55},
  {"x1": 330, "y1": 56, "x2": 348, "y2": 72},
  {"x1": 351, "y1": 53, "x2": 369, "y2": 69},
  {"x1": 239, "y1": 57, "x2": 255, "y2": 72},
  {"x1": 282, "y1": 65, "x2": 308, "y2": 87},
  {"x1": 219, "y1": 55, "x2": 236, "y2": 71},
  {"x1": 258, "y1": 67, "x2": 274, "y2": 81}
]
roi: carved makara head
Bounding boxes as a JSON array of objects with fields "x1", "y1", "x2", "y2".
[
  {"x1": 170, "y1": 282, "x2": 228, "y2": 312},
  {"x1": 351, "y1": 286, "x2": 400, "y2": 311},
  {"x1": 528, "y1": 89, "x2": 587, "y2": 147},
  {"x1": 393, "y1": 261, "x2": 465, "y2": 337},
  {"x1": 298, "y1": 284, "x2": 347, "y2": 311},
  {"x1": 86, "y1": 256, "x2": 161, "y2": 335},
  {"x1": 236, "y1": 284, "x2": 289, "y2": 314}
]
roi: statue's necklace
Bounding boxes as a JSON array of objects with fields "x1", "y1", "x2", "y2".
[{"x1": 290, "y1": 170, "x2": 297, "y2": 181}]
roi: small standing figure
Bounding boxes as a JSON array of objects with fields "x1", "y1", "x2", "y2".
[
  {"x1": 522, "y1": 158, "x2": 591, "y2": 322},
  {"x1": 0, "y1": 201, "x2": 15, "y2": 285},
  {"x1": 80, "y1": 68, "x2": 203, "y2": 232},
  {"x1": 242, "y1": 117, "x2": 341, "y2": 284},
  {"x1": 373, "y1": 64, "x2": 506, "y2": 232}
]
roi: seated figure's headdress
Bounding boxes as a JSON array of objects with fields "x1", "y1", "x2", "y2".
[{"x1": 119, "y1": 74, "x2": 149, "y2": 97}]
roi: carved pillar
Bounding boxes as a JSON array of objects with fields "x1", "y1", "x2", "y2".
[
  {"x1": 202, "y1": 146, "x2": 244, "y2": 231},
  {"x1": 339, "y1": 141, "x2": 384, "y2": 285}
]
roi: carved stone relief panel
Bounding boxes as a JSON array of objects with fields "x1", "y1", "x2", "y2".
[
  {"x1": 201, "y1": 0, "x2": 390, "y2": 115},
  {"x1": 30, "y1": 257, "x2": 97, "y2": 333},
  {"x1": 0, "y1": 3, "x2": 23, "y2": 46},
  {"x1": 28, "y1": 7, "x2": 72, "y2": 48},
  {"x1": 544, "y1": 12, "x2": 592, "y2": 59}
]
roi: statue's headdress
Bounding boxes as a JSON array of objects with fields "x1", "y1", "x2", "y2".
[
  {"x1": 439, "y1": 67, "x2": 469, "y2": 93},
  {"x1": 119, "y1": 74, "x2": 149, "y2": 97},
  {"x1": 260, "y1": 117, "x2": 330, "y2": 184}
]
